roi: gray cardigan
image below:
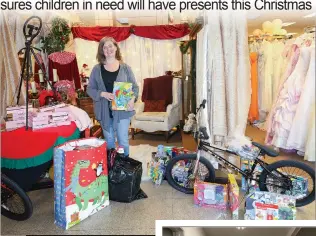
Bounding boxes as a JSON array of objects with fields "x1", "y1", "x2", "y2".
[{"x1": 87, "y1": 63, "x2": 139, "y2": 131}]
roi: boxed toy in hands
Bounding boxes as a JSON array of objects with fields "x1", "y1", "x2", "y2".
[
  {"x1": 228, "y1": 174, "x2": 239, "y2": 220},
  {"x1": 112, "y1": 82, "x2": 133, "y2": 110},
  {"x1": 194, "y1": 181, "x2": 228, "y2": 209},
  {"x1": 244, "y1": 191, "x2": 296, "y2": 220}
]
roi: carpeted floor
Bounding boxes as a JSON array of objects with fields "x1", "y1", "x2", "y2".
[{"x1": 1, "y1": 126, "x2": 315, "y2": 235}]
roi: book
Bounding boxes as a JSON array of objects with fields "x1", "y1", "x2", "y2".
[{"x1": 111, "y1": 82, "x2": 134, "y2": 111}]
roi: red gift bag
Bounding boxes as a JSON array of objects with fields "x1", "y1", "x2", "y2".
[{"x1": 54, "y1": 138, "x2": 109, "y2": 230}]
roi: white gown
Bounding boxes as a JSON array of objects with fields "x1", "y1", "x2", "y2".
[
  {"x1": 269, "y1": 47, "x2": 312, "y2": 149},
  {"x1": 272, "y1": 40, "x2": 285, "y2": 102},
  {"x1": 262, "y1": 40, "x2": 274, "y2": 112},
  {"x1": 287, "y1": 47, "x2": 315, "y2": 152},
  {"x1": 304, "y1": 103, "x2": 315, "y2": 161}
]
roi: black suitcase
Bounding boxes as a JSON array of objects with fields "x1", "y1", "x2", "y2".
[{"x1": 108, "y1": 157, "x2": 143, "y2": 203}]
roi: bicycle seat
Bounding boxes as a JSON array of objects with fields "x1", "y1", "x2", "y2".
[{"x1": 252, "y1": 142, "x2": 279, "y2": 157}]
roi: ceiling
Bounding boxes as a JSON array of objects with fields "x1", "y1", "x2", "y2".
[
  {"x1": 247, "y1": 10, "x2": 316, "y2": 35},
  {"x1": 203, "y1": 227, "x2": 295, "y2": 236}
]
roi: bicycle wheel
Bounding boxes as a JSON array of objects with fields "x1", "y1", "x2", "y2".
[
  {"x1": 165, "y1": 154, "x2": 216, "y2": 194},
  {"x1": 1, "y1": 174, "x2": 33, "y2": 221},
  {"x1": 259, "y1": 160, "x2": 315, "y2": 207}
]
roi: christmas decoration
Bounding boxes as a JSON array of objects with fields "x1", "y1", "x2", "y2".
[
  {"x1": 53, "y1": 80, "x2": 77, "y2": 104},
  {"x1": 41, "y1": 17, "x2": 71, "y2": 55}
]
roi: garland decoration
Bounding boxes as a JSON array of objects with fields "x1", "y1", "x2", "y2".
[{"x1": 41, "y1": 17, "x2": 71, "y2": 55}]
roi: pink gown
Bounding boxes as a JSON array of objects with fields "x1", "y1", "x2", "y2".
[
  {"x1": 265, "y1": 46, "x2": 311, "y2": 149},
  {"x1": 265, "y1": 44, "x2": 300, "y2": 143}
]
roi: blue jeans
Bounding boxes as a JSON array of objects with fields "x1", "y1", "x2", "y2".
[{"x1": 102, "y1": 118, "x2": 130, "y2": 156}]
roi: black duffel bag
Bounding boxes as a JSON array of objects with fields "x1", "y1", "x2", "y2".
[{"x1": 108, "y1": 155, "x2": 147, "y2": 203}]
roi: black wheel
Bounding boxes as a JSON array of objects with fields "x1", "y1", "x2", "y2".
[
  {"x1": 1, "y1": 174, "x2": 33, "y2": 221},
  {"x1": 259, "y1": 160, "x2": 315, "y2": 207},
  {"x1": 165, "y1": 154, "x2": 216, "y2": 194}
]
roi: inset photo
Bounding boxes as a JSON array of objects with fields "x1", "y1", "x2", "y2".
[{"x1": 161, "y1": 227, "x2": 315, "y2": 236}]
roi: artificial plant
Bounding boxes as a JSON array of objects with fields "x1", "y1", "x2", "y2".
[{"x1": 41, "y1": 17, "x2": 71, "y2": 55}]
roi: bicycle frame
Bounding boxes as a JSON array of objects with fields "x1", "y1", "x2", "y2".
[{"x1": 192, "y1": 139, "x2": 293, "y2": 190}]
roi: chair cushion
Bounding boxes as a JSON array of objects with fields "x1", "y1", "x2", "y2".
[
  {"x1": 135, "y1": 112, "x2": 167, "y2": 122},
  {"x1": 144, "y1": 100, "x2": 166, "y2": 112}
]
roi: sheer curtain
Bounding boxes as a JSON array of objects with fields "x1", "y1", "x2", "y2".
[
  {"x1": 74, "y1": 34, "x2": 187, "y2": 99},
  {"x1": 0, "y1": 12, "x2": 26, "y2": 120},
  {"x1": 196, "y1": 11, "x2": 251, "y2": 146}
]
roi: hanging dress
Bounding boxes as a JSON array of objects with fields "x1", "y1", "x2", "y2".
[
  {"x1": 248, "y1": 52, "x2": 259, "y2": 122},
  {"x1": 265, "y1": 44, "x2": 300, "y2": 144},
  {"x1": 266, "y1": 47, "x2": 312, "y2": 149},
  {"x1": 304, "y1": 103, "x2": 315, "y2": 162},
  {"x1": 286, "y1": 47, "x2": 315, "y2": 152}
]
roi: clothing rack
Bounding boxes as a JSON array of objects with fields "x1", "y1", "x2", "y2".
[{"x1": 248, "y1": 34, "x2": 291, "y2": 42}]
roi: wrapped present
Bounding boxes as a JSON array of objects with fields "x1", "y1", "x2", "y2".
[
  {"x1": 194, "y1": 181, "x2": 228, "y2": 209},
  {"x1": 5, "y1": 120, "x2": 25, "y2": 130},
  {"x1": 244, "y1": 191, "x2": 296, "y2": 220},
  {"x1": 112, "y1": 82, "x2": 133, "y2": 111},
  {"x1": 54, "y1": 138, "x2": 109, "y2": 230},
  {"x1": 228, "y1": 174, "x2": 239, "y2": 219}
]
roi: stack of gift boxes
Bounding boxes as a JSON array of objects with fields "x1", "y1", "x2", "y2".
[
  {"x1": 5, "y1": 105, "x2": 33, "y2": 131},
  {"x1": 5, "y1": 103, "x2": 71, "y2": 131}
]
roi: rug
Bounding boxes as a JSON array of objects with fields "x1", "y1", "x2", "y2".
[{"x1": 129, "y1": 144, "x2": 157, "y2": 181}]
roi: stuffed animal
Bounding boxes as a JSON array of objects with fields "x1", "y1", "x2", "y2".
[{"x1": 183, "y1": 113, "x2": 196, "y2": 134}]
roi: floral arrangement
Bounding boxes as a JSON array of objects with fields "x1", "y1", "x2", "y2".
[
  {"x1": 41, "y1": 17, "x2": 71, "y2": 55},
  {"x1": 53, "y1": 80, "x2": 77, "y2": 103}
]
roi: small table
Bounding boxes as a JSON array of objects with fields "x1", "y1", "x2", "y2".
[{"x1": 1, "y1": 122, "x2": 80, "y2": 190}]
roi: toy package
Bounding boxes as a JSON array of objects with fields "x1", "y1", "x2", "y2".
[
  {"x1": 225, "y1": 128, "x2": 260, "y2": 160},
  {"x1": 244, "y1": 191, "x2": 296, "y2": 220},
  {"x1": 228, "y1": 174, "x2": 239, "y2": 220},
  {"x1": 283, "y1": 174, "x2": 308, "y2": 199},
  {"x1": 148, "y1": 145, "x2": 170, "y2": 186},
  {"x1": 112, "y1": 82, "x2": 133, "y2": 110},
  {"x1": 241, "y1": 160, "x2": 262, "y2": 192},
  {"x1": 147, "y1": 145, "x2": 190, "y2": 186},
  {"x1": 194, "y1": 181, "x2": 228, "y2": 209}
]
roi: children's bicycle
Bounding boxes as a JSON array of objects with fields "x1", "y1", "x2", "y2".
[{"x1": 165, "y1": 100, "x2": 315, "y2": 207}]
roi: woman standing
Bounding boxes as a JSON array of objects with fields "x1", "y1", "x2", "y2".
[{"x1": 87, "y1": 37, "x2": 139, "y2": 157}]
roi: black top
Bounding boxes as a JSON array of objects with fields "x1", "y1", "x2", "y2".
[{"x1": 101, "y1": 64, "x2": 120, "y2": 118}]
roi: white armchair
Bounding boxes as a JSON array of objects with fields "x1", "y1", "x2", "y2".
[{"x1": 131, "y1": 77, "x2": 182, "y2": 142}]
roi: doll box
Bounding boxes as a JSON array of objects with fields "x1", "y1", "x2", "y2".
[
  {"x1": 228, "y1": 174, "x2": 239, "y2": 220},
  {"x1": 194, "y1": 181, "x2": 228, "y2": 209}
]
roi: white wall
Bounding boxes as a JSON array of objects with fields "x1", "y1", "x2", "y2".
[{"x1": 183, "y1": 228, "x2": 206, "y2": 236}]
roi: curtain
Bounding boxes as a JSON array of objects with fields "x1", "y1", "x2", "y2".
[
  {"x1": 0, "y1": 12, "x2": 26, "y2": 120},
  {"x1": 196, "y1": 11, "x2": 251, "y2": 145},
  {"x1": 71, "y1": 24, "x2": 190, "y2": 42},
  {"x1": 74, "y1": 34, "x2": 186, "y2": 98}
]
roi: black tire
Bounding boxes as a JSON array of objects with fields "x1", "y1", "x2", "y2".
[
  {"x1": 259, "y1": 160, "x2": 315, "y2": 207},
  {"x1": 165, "y1": 154, "x2": 216, "y2": 194},
  {"x1": 1, "y1": 174, "x2": 33, "y2": 221}
]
